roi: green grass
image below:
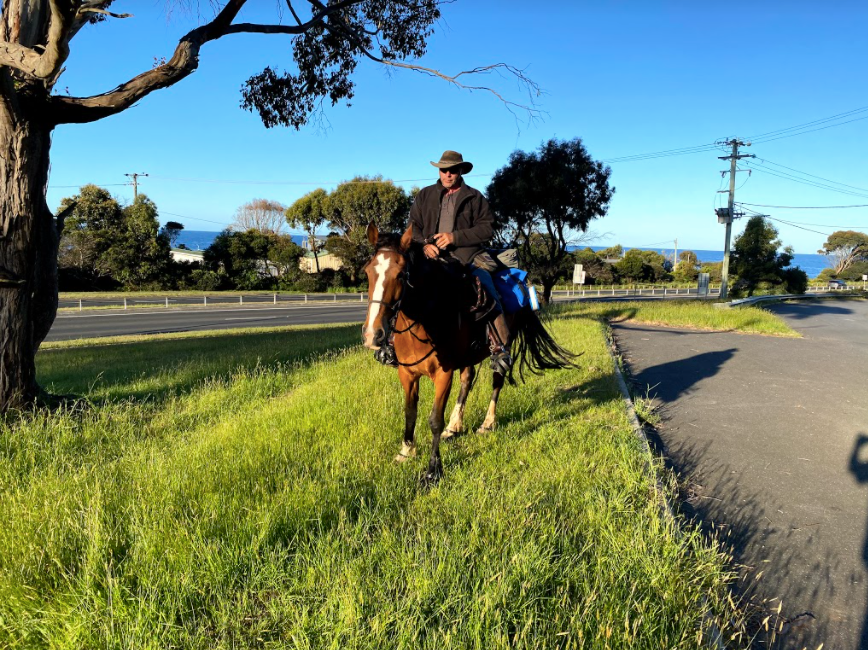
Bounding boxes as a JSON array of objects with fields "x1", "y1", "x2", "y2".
[
  {"x1": 0, "y1": 310, "x2": 752, "y2": 648},
  {"x1": 554, "y1": 300, "x2": 799, "y2": 337}
]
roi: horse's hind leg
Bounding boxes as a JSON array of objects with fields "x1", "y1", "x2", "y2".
[
  {"x1": 395, "y1": 369, "x2": 420, "y2": 463},
  {"x1": 421, "y1": 369, "x2": 454, "y2": 487},
  {"x1": 477, "y1": 370, "x2": 506, "y2": 433},
  {"x1": 444, "y1": 365, "x2": 475, "y2": 439}
]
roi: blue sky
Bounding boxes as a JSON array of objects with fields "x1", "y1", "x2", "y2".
[{"x1": 46, "y1": 1, "x2": 868, "y2": 253}]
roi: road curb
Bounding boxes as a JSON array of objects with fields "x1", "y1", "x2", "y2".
[
  {"x1": 715, "y1": 291, "x2": 864, "y2": 309},
  {"x1": 605, "y1": 327, "x2": 726, "y2": 650}
]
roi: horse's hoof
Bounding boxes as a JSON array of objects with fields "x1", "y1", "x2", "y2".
[
  {"x1": 476, "y1": 425, "x2": 495, "y2": 433},
  {"x1": 394, "y1": 443, "x2": 416, "y2": 463},
  {"x1": 442, "y1": 428, "x2": 458, "y2": 440},
  {"x1": 419, "y1": 465, "x2": 443, "y2": 489}
]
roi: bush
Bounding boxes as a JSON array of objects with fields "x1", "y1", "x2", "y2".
[
  {"x1": 782, "y1": 267, "x2": 809, "y2": 294},
  {"x1": 190, "y1": 269, "x2": 224, "y2": 291}
]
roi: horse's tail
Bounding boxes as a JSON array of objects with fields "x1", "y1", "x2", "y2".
[{"x1": 511, "y1": 306, "x2": 581, "y2": 383}]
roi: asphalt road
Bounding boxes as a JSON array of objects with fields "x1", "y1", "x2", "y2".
[
  {"x1": 613, "y1": 299, "x2": 868, "y2": 649},
  {"x1": 48, "y1": 293, "x2": 716, "y2": 342},
  {"x1": 47, "y1": 303, "x2": 368, "y2": 341}
]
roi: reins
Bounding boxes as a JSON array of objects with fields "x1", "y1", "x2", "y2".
[{"x1": 372, "y1": 252, "x2": 437, "y2": 367}]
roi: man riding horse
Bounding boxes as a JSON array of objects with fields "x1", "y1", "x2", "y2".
[{"x1": 397, "y1": 149, "x2": 512, "y2": 374}]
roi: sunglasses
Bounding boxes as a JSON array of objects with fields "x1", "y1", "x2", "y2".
[{"x1": 439, "y1": 167, "x2": 462, "y2": 175}]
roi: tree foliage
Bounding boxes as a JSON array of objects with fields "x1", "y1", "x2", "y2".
[
  {"x1": 232, "y1": 199, "x2": 288, "y2": 235},
  {"x1": 204, "y1": 229, "x2": 304, "y2": 290},
  {"x1": 730, "y1": 216, "x2": 807, "y2": 297},
  {"x1": 818, "y1": 230, "x2": 868, "y2": 274},
  {"x1": 57, "y1": 186, "x2": 170, "y2": 290},
  {"x1": 286, "y1": 188, "x2": 331, "y2": 272},
  {"x1": 160, "y1": 221, "x2": 185, "y2": 248},
  {"x1": 325, "y1": 176, "x2": 410, "y2": 279},
  {"x1": 487, "y1": 138, "x2": 614, "y2": 303}
]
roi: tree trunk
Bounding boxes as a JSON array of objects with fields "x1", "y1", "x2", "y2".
[
  {"x1": 541, "y1": 279, "x2": 555, "y2": 306},
  {"x1": 0, "y1": 81, "x2": 58, "y2": 410}
]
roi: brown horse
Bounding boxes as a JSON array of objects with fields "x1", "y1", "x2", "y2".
[{"x1": 362, "y1": 223, "x2": 576, "y2": 485}]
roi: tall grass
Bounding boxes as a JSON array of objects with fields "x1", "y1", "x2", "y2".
[
  {"x1": 1, "y1": 315, "x2": 745, "y2": 648},
  {"x1": 553, "y1": 300, "x2": 798, "y2": 337}
]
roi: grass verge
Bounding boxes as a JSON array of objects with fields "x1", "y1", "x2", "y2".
[
  {"x1": 1, "y1": 308, "x2": 752, "y2": 648},
  {"x1": 553, "y1": 300, "x2": 799, "y2": 337}
]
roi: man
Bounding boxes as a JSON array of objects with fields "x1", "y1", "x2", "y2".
[{"x1": 408, "y1": 150, "x2": 512, "y2": 374}]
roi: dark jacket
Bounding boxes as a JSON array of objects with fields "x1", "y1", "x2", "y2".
[{"x1": 409, "y1": 180, "x2": 494, "y2": 265}]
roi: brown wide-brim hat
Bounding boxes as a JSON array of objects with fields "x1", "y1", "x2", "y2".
[{"x1": 430, "y1": 150, "x2": 473, "y2": 174}]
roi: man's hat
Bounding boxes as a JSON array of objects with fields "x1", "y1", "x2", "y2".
[{"x1": 430, "y1": 150, "x2": 473, "y2": 173}]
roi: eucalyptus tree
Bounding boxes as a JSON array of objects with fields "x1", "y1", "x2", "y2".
[
  {"x1": 0, "y1": 1, "x2": 537, "y2": 410},
  {"x1": 286, "y1": 188, "x2": 330, "y2": 273},
  {"x1": 487, "y1": 138, "x2": 614, "y2": 304}
]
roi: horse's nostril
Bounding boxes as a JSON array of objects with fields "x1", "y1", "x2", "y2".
[{"x1": 374, "y1": 329, "x2": 386, "y2": 345}]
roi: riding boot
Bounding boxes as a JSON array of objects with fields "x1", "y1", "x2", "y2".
[{"x1": 488, "y1": 313, "x2": 512, "y2": 374}]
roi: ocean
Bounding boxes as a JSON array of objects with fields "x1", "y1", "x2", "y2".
[{"x1": 174, "y1": 231, "x2": 831, "y2": 278}]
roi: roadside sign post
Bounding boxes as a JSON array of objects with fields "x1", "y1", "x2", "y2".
[
  {"x1": 697, "y1": 272, "x2": 710, "y2": 297},
  {"x1": 572, "y1": 264, "x2": 586, "y2": 296},
  {"x1": 863, "y1": 274, "x2": 867, "y2": 291}
]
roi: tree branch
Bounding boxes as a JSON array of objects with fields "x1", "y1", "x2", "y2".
[
  {"x1": 0, "y1": 0, "x2": 76, "y2": 79},
  {"x1": 50, "y1": 0, "x2": 371, "y2": 124}
]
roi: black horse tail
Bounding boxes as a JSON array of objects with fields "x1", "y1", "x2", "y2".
[{"x1": 510, "y1": 306, "x2": 581, "y2": 383}]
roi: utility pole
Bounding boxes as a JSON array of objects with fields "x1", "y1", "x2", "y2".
[
  {"x1": 717, "y1": 140, "x2": 754, "y2": 299},
  {"x1": 125, "y1": 172, "x2": 149, "y2": 201},
  {"x1": 674, "y1": 238, "x2": 678, "y2": 269}
]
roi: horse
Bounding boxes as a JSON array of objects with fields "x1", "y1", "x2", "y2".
[{"x1": 361, "y1": 223, "x2": 577, "y2": 486}]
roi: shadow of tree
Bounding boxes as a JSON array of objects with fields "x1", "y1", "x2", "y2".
[
  {"x1": 849, "y1": 433, "x2": 868, "y2": 649},
  {"x1": 765, "y1": 300, "x2": 856, "y2": 320},
  {"x1": 661, "y1": 436, "x2": 844, "y2": 648},
  {"x1": 629, "y1": 348, "x2": 737, "y2": 403}
]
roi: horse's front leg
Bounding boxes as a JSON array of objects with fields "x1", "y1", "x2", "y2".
[
  {"x1": 478, "y1": 369, "x2": 506, "y2": 433},
  {"x1": 395, "y1": 368, "x2": 420, "y2": 462},
  {"x1": 421, "y1": 368, "x2": 454, "y2": 486},
  {"x1": 444, "y1": 365, "x2": 476, "y2": 439}
]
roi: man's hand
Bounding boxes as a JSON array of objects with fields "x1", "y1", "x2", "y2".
[
  {"x1": 432, "y1": 232, "x2": 454, "y2": 249},
  {"x1": 423, "y1": 244, "x2": 440, "y2": 259}
]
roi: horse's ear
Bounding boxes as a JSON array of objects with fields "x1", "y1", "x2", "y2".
[
  {"x1": 366, "y1": 222, "x2": 378, "y2": 246},
  {"x1": 400, "y1": 225, "x2": 413, "y2": 252}
]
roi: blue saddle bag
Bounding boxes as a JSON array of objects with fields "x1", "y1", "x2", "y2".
[{"x1": 493, "y1": 268, "x2": 531, "y2": 314}]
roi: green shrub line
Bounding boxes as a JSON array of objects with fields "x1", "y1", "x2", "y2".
[{"x1": 1, "y1": 302, "x2": 785, "y2": 647}]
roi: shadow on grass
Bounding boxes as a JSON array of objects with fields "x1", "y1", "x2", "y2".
[{"x1": 37, "y1": 324, "x2": 361, "y2": 404}]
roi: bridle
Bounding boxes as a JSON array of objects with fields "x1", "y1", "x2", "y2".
[{"x1": 368, "y1": 250, "x2": 435, "y2": 366}]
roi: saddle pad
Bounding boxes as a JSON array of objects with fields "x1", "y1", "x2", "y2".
[{"x1": 493, "y1": 268, "x2": 530, "y2": 314}]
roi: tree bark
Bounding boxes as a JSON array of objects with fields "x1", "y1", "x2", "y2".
[{"x1": 0, "y1": 74, "x2": 57, "y2": 410}]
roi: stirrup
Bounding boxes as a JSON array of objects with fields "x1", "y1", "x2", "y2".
[
  {"x1": 375, "y1": 344, "x2": 398, "y2": 367},
  {"x1": 490, "y1": 348, "x2": 512, "y2": 374}
]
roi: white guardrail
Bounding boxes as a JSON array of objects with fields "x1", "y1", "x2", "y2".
[{"x1": 59, "y1": 292, "x2": 370, "y2": 312}]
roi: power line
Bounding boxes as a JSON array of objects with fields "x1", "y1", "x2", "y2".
[
  {"x1": 751, "y1": 114, "x2": 868, "y2": 144},
  {"x1": 601, "y1": 143, "x2": 721, "y2": 164},
  {"x1": 744, "y1": 163, "x2": 868, "y2": 199},
  {"x1": 752, "y1": 157, "x2": 868, "y2": 194},
  {"x1": 737, "y1": 201, "x2": 868, "y2": 209},
  {"x1": 161, "y1": 211, "x2": 231, "y2": 228},
  {"x1": 765, "y1": 216, "x2": 833, "y2": 237},
  {"x1": 745, "y1": 105, "x2": 868, "y2": 142}
]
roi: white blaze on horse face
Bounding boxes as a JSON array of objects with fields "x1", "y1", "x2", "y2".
[{"x1": 363, "y1": 253, "x2": 393, "y2": 349}]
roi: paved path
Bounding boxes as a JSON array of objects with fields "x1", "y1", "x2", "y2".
[{"x1": 612, "y1": 299, "x2": 868, "y2": 649}]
